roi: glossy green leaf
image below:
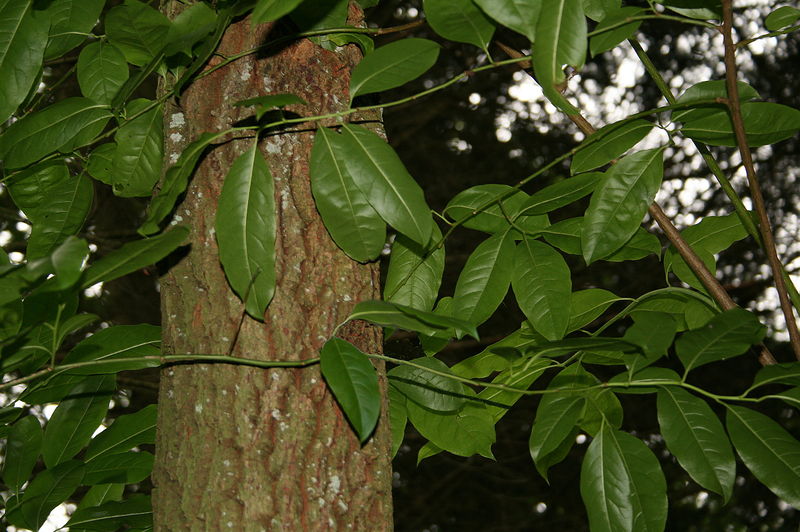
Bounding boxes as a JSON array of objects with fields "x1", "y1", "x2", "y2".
[
  {"x1": 310, "y1": 127, "x2": 385, "y2": 262},
  {"x1": 450, "y1": 325, "x2": 529, "y2": 378},
  {"x1": 336, "y1": 124, "x2": 434, "y2": 246},
  {"x1": 582, "y1": 389, "x2": 623, "y2": 436},
  {"x1": 572, "y1": 119, "x2": 654, "y2": 174},
  {"x1": 452, "y1": 231, "x2": 515, "y2": 326},
  {"x1": 139, "y1": 131, "x2": 219, "y2": 235},
  {"x1": 567, "y1": 288, "x2": 620, "y2": 332},
  {"x1": 42, "y1": 375, "x2": 116, "y2": 467},
  {"x1": 83, "y1": 451, "x2": 154, "y2": 484},
  {"x1": 251, "y1": 0, "x2": 304, "y2": 25},
  {"x1": 658, "y1": 387, "x2": 734, "y2": 501},
  {"x1": 2, "y1": 415, "x2": 42, "y2": 492},
  {"x1": 604, "y1": 227, "x2": 661, "y2": 262},
  {"x1": 583, "y1": 0, "x2": 621, "y2": 21},
  {"x1": 765, "y1": 6, "x2": 800, "y2": 30},
  {"x1": 0, "y1": 97, "x2": 112, "y2": 169},
  {"x1": 85, "y1": 405, "x2": 157, "y2": 462},
  {"x1": 389, "y1": 357, "x2": 469, "y2": 413},
  {"x1": 423, "y1": 0, "x2": 495, "y2": 50},
  {"x1": 726, "y1": 405, "x2": 800, "y2": 507},
  {"x1": 406, "y1": 398, "x2": 495, "y2": 458},
  {"x1": 479, "y1": 357, "x2": 551, "y2": 422},
  {"x1": 42, "y1": 0, "x2": 105, "y2": 60},
  {"x1": 473, "y1": 0, "x2": 542, "y2": 41},
  {"x1": 590, "y1": 7, "x2": 645, "y2": 56},
  {"x1": 676, "y1": 308, "x2": 764, "y2": 372},
  {"x1": 105, "y1": 0, "x2": 171, "y2": 66},
  {"x1": 445, "y1": 184, "x2": 533, "y2": 234},
  {"x1": 580, "y1": 426, "x2": 667, "y2": 532},
  {"x1": 388, "y1": 385, "x2": 407, "y2": 458},
  {"x1": 60, "y1": 324, "x2": 161, "y2": 374},
  {"x1": 384, "y1": 228, "x2": 444, "y2": 312},
  {"x1": 216, "y1": 143, "x2": 276, "y2": 320},
  {"x1": 628, "y1": 288, "x2": 717, "y2": 332},
  {"x1": 6, "y1": 161, "x2": 68, "y2": 219},
  {"x1": 0, "y1": 0, "x2": 48, "y2": 123},
  {"x1": 673, "y1": 80, "x2": 759, "y2": 123},
  {"x1": 81, "y1": 226, "x2": 189, "y2": 288},
  {"x1": 77, "y1": 483, "x2": 125, "y2": 510},
  {"x1": 582, "y1": 148, "x2": 664, "y2": 263},
  {"x1": 320, "y1": 338, "x2": 381, "y2": 442},
  {"x1": 348, "y1": 299, "x2": 478, "y2": 339},
  {"x1": 681, "y1": 102, "x2": 800, "y2": 147},
  {"x1": 540, "y1": 217, "x2": 583, "y2": 255},
  {"x1": 623, "y1": 311, "x2": 676, "y2": 361},
  {"x1": 26, "y1": 174, "x2": 94, "y2": 261},
  {"x1": 77, "y1": 42, "x2": 129, "y2": 106},
  {"x1": 66, "y1": 494, "x2": 152, "y2": 531},
  {"x1": 4, "y1": 460, "x2": 84, "y2": 531},
  {"x1": 350, "y1": 38, "x2": 440, "y2": 99},
  {"x1": 51, "y1": 236, "x2": 89, "y2": 289},
  {"x1": 511, "y1": 238, "x2": 571, "y2": 341},
  {"x1": 751, "y1": 362, "x2": 800, "y2": 389},
  {"x1": 532, "y1": 0, "x2": 586, "y2": 114},
  {"x1": 519, "y1": 172, "x2": 599, "y2": 215},
  {"x1": 111, "y1": 99, "x2": 163, "y2": 197},
  {"x1": 657, "y1": 0, "x2": 721, "y2": 20},
  {"x1": 86, "y1": 143, "x2": 116, "y2": 185},
  {"x1": 163, "y1": 2, "x2": 217, "y2": 57}
]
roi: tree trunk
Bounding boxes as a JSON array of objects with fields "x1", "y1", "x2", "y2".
[{"x1": 152, "y1": 5, "x2": 394, "y2": 530}]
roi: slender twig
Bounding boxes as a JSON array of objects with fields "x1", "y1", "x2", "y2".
[{"x1": 721, "y1": 0, "x2": 800, "y2": 360}]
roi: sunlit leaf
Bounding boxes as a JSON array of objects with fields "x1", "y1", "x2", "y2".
[
  {"x1": 26, "y1": 174, "x2": 93, "y2": 261},
  {"x1": 407, "y1": 398, "x2": 495, "y2": 458},
  {"x1": 388, "y1": 385, "x2": 408, "y2": 457},
  {"x1": 60, "y1": 324, "x2": 161, "y2": 374},
  {"x1": 348, "y1": 299, "x2": 478, "y2": 339},
  {"x1": 567, "y1": 288, "x2": 620, "y2": 332}
]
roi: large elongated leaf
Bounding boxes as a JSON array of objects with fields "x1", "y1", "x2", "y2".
[
  {"x1": 348, "y1": 299, "x2": 478, "y2": 339},
  {"x1": 251, "y1": 0, "x2": 304, "y2": 25},
  {"x1": 4, "y1": 460, "x2": 85, "y2": 531},
  {"x1": 444, "y1": 184, "x2": 532, "y2": 234},
  {"x1": 60, "y1": 324, "x2": 161, "y2": 375},
  {"x1": 657, "y1": 387, "x2": 735, "y2": 501},
  {"x1": 727, "y1": 405, "x2": 800, "y2": 507},
  {"x1": 83, "y1": 451, "x2": 153, "y2": 484},
  {"x1": 581, "y1": 426, "x2": 668, "y2": 532},
  {"x1": 320, "y1": 338, "x2": 381, "y2": 442},
  {"x1": 310, "y1": 127, "x2": 385, "y2": 262},
  {"x1": 407, "y1": 398, "x2": 495, "y2": 458},
  {"x1": 2, "y1": 415, "x2": 42, "y2": 492},
  {"x1": 676, "y1": 308, "x2": 765, "y2": 373},
  {"x1": 42, "y1": 375, "x2": 116, "y2": 467},
  {"x1": 681, "y1": 102, "x2": 800, "y2": 147},
  {"x1": 105, "y1": 0, "x2": 171, "y2": 66},
  {"x1": 335, "y1": 124, "x2": 434, "y2": 246},
  {"x1": 765, "y1": 6, "x2": 800, "y2": 30},
  {"x1": 590, "y1": 7, "x2": 644, "y2": 56},
  {"x1": 85, "y1": 405, "x2": 157, "y2": 462},
  {"x1": 0, "y1": 0, "x2": 48, "y2": 123},
  {"x1": 350, "y1": 38, "x2": 440, "y2": 99},
  {"x1": 216, "y1": 143, "x2": 275, "y2": 320},
  {"x1": 388, "y1": 385, "x2": 408, "y2": 457},
  {"x1": 423, "y1": 0, "x2": 495, "y2": 50},
  {"x1": 66, "y1": 494, "x2": 152, "y2": 531},
  {"x1": 77, "y1": 42, "x2": 129, "y2": 106},
  {"x1": 81, "y1": 226, "x2": 189, "y2": 288},
  {"x1": 110, "y1": 99, "x2": 163, "y2": 197},
  {"x1": 571, "y1": 119, "x2": 654, "y2": 174},
  {"x1": 0, "y1": 98, "x2": 112, "y2": 169},
  {"x1": 384, "y1": 228, "x2": 444, "y2": 312},
  {"x1": 511, "y1": 238, "x2": 571, "y2": 341},
  {"x1": 43, "y1": 0, "x2": 105, "y2": 60},
  {"x1": 519, "y1": 172, "x2": 600, "y2": 215},
  {"x1": 532, "y1": 0, "x2": 586, "y2": 113},
  {"x1": 567, "y1": 288, "x2": 620, "y2": 332},
  {"x1": 389, "y1": 357, "x2": 469, "y2": 413},
  {"x1": 751, "y1": 362, "x2": 800, "y2": 389},
  {"x1": 26, "y1": 174, "x2": 93, "y2": 261},
  {"x1": 582, "y1": 148, "x2": 664, "y2": 263},
  {"x1": 452, "y1": 231, "x2": 515, "y2": 326},
  {"x1": 472, "y1": 0, "x2": 542, "y2": 41}
]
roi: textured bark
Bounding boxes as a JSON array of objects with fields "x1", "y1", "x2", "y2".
[{"x1": 152, "y1": 5, "x2": 393, "y2": 530}]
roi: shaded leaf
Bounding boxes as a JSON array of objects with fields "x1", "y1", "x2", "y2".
[
  {"x1": 765, "y1": 6, "x2": 800, "y2": 30},
  {"x1": 84, "y1": 451, "x2": 154, "y2": 484},
  {"x1": 350, "y1": 38, "x2": 440, "y2": 99},
  {"x1": 384, "y1": 228, "x2": 444, "y2": 312},
  {"x1": 752, "y1": 362, "x2": 800, "y2": 389},
  {"x1": 681, "y1": 102, "x2": 800, "y2": 147},
  {"x1": 43, "y1": 0, "x2": 105, "y2": 60},
  {"x1": 77, "y1": 41, "x2": 129, "y2": 105},
  {"x1": 163, "y1": 2, "x2": 217, "y2": 57},
  {"x1": 590, "y1": 7, "x2": 644, "y2": 56},
  {"x1": 444, "y1": 184, "x2": 539, "y2": 235},
  {"x1": 567, "y1": 288, "x2": 620, "y2": 332},
  {"x1": 111, "y1": 99, "x2": 164, "y2": 197},
  {"x1": 389, "y1": 357, "x2": 469, "y2": 413},
  {"x1": 60, "y1": 324, "x2": 161, "y2": 374},
  {"x1": 2, "y1": 415, "x2": 42, "y2": 492},
  {"x1": 571, "y1": 119, "x2": 654, "y2": 174},
  {"x1": 86, "y1": 143, "x2": 116, "y2": 185},
  {"x1": 423, "y1": 0, "x2": 495, "y2": 50},
  {"x1": 473, "y1": 0, "x2": 542, "y2": 41},
  {"x1": 676, "y1": 308, "x2": 765, "y2": 372},
  {"x1": 105, "y1": 0, "x2": 171, "y2": 66},
  {"x1": 407, "y1": 398, "x2": 495, "y2": 458},
  {"x1": 388, "y1": 385, "x2": 407, "y2": 458},
  {"x1": 26, "y1": 174, "x2": 93, "y2": 261},
  {"x1": 348, "y1": 299, "x2": 477, "y2": 339},
  {"x1": 66, "y1": 494, "x2": 152, "y2": 531},
  {"x1": 85, "y1": 405, "x2": 157, "y2": 462},
  {"x1": 4, "y1": 460, "x2": 84, "y2": 531},
  {"x1": 251, "y1": 0, "x2": 304, "y2": 25},
  {"x1": 519, "y1": 172, "x2": 599, "y2": 215}
]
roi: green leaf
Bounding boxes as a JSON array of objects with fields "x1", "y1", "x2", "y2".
[
  {"x1": 583, "y1": 0, "x2": 621, "y2": 21},
  {"x1": 139, "y1": 131, "x2": 220, "y2": 235},
  {"x1": 349, "y1": 38, "x2": 440, "y2": 99},
  {"x1": 580, "y1": 426, "x2": 667, "y2": 532},
  {"x1": 582, "y1": 148, "x2": 664, "y2": 263},
  {"x1": 310, "y1": 127, "x2": 385, "y2": 262},
  {"x1": 773, "y1": 387, "x2": 800, "y2": 409},
  {"x1": 657, "y1": 387, "x2": 734, "y2": 501},
  {"x1": 111, "y1": 99, "x2": 163, "y2": 197},
  {"x1": 0, "y1": 0, "x2": 48, "y2": 123},
  {"x1": 604, "y1": 227, "x2": 661, "y2": 262},
  {"x1": 216, "y1": 143, "x2": 276, "y2": 320},
  {"x1": 81, "y1": 226, "x2": 189, "y2": 288},
  {"x1": 623, "y1": 311, "x2": 676, "y2": 360},
  {"x1": 384, "y1": 229, "x2": 444, "y2": 312},
  {"x1": 519, "y1": 172, "x2": 599, "y2": 215},
  {"x1": 581, "y1": 389, "x2": 623, "y2": 436},
  {"x1": 66, "y1": 494, "x2": 152, "y2": 531},
  {"x1": 472, "y1": 0, "x2": 542, "y2": 41},
  {"x1": 86, "y1": 143, "x2": 116, "y2": 184},
  {"x1": 676, "y1": 308, "x2": 765, "y2": 373},
  {"x1": 444, "y1": 184, "x2": 536, "y2": 235},
  {"x1": 532, "y1": 0, "x2": 586, "y2": 114},
  {"x1": 751, "y1": 362, "x2": 800, "y2": 389},
  {"x1": 389, "y1": 357, "x2": 469, "y2": 413},
  {"x1": 105, "y1": 0, "x2": 171, "y2": 66},
  {"x1": 388, "y1": 385, "x2": 407, "y2": 457},
  {"x1": 726, "y1": 405, "x2": 800, "y2": 507},
  {"x1": 511, "y1": 238, "x2": 571, "y2": 341},
  {"x1": 85, "y1": 405, "x2": 157, "y2": 462},
  {"x1": 61, "y1": 324, "x2": 161, "y2": 374},
  {"x1": 4, "y1": 460, "x2": 84, "y2": 531},
  {"x1": 590, "y1": 7, "x2": 645, "y2": 56},
  {"x1": 628, "y1": 288, "x2": 717, "y2": 332},
  {"x1": 336, "y1": 124, "x2": 434, "y2": 246},
  {"x1": 423, "y1": 0, "x2": 495, "y2": 50},
  {"x1": 407, "y1": 398, "x2": 495, "y2": 458},
  {"x1": 51, "y1": 236, "x2": 89, "y2": 289},
  {"x1": 608, "y1": 367, "x2": 681, "y2": 394},
  {"x1": 236, "y1": 93, "x2": 308, "y2": 120},
  {"x1": 681, "y1": 102, "x2": 800, "y2": 147},
  {"x1": 320, "y1": 338, "x2": 381, "y2": 442},
  {"x1": 77, "y1": 41, "x2": 129, "y2": 106},
  {"x1": 328, "y1": 32, "x2": 374, "y2": 55},
  {"x1": 567, "y1": 288, "x2": 619, "y2": 332},
  {"x1": 673, "y1": 80, "x2": 759, "y2": 123},
  {"x1": 765, "y1": 6, "x2": 800, "y2": 30},
  {"x1": 42, "y1": 375, "x2": 116, "y2": 467},
  {"x1": 163, "y1": 2, "x2": 217, "y2": 57},
  {"x1": 251, "y1": 0, "x2": 304, "y2": 25},
  {"x1": 0, "y1": 97, "x2": 112, "y2": 169},
  {"x1": 478, "y1": 357, "x2": 551, "y2": 422},
  {"x1": 42, "y1": 0, "x2": 105, "y2": 60},
  {"x1": 348, "y1": 300, "x2": 478, "y2": 339},
  {"x1": 77, "y1": 483, "x2": 125, "y2": 510},
  {"x1": 453, "y1": 231, "x2": 515, "y2": 326},
  {"x1": 572, "y1": 119, "x2": 654, "y2": 174},
  {"x1": 541, "y1": 217, "x2": 583, "y2": 254},
  {"x1": 657, "y1": 0, "x2": 721, "y2": 20},
  {"x1": 83, "y1": 451, "x2": 154, "y2": 484},
  {"x1": 2, "y1": 415, "x2": 43, "y2": 492}
]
